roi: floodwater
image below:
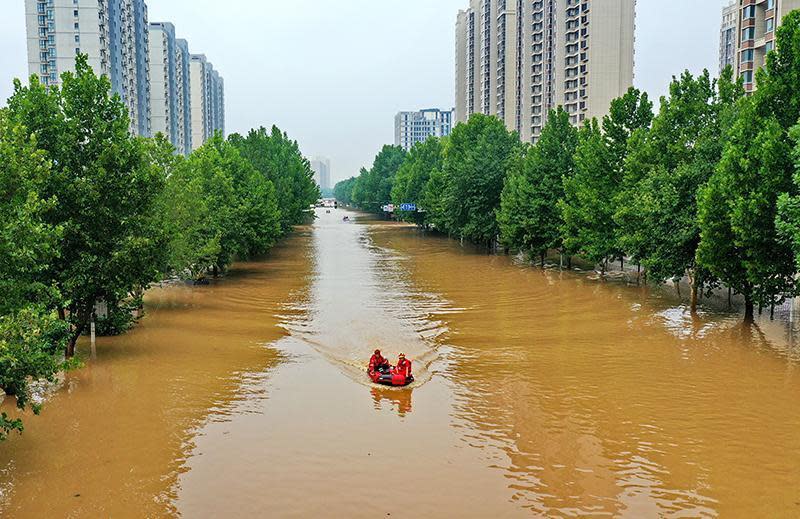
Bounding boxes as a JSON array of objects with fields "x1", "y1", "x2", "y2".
[{"x1": 2, "y1": 208, "x2": 800, "y2": 518}]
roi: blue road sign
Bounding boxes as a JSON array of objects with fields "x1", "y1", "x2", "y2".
[{"x1": 400, "y1": 203, "x2": 417, "y2": 212}]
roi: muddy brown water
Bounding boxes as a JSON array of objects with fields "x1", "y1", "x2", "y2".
[{"x1": 2, "y1": 208, "x2": 800, "y2": 518}]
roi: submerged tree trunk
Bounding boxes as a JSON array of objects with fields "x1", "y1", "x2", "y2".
[
  {"x1": 620, "y1": 257, "x2": 624, "y2": 271},
  {"x1": 728, "y1": 287, "x2": 733, "y2": 310},
  {"x1": 636, "y1": 263, "x2": 641, "y2": 285},
  {"x1": 540, "y1": 251, "x2": 546, "y2": 268},
  {"x1": 213, "y1": 264, "x2": 219, "y2": 278},
  {"x1": 567, "y1": 256, "x2": 572, "y2": 269},
  {"x1": 688, "y1": 270, "x2": 699, "y2": 315},
  {"x1": 744, "y1": 293, "x2": 755, "y2": 323}
]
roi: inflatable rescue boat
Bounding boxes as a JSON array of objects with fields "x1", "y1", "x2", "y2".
[{"x1": 368, "y1": 365, "x2": 414, "y2": 387}]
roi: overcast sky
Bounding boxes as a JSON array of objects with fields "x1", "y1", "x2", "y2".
[{"x1": 0, "y1": 0, "x2": 731, "y2": 183}]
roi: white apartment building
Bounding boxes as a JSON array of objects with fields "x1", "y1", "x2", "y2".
[
  {"x1": 190, "y1": 54, "x2": 225, "y2": 150},
  {"x1": 310, "y1": 158, "x2": 332, "y2": 191},
  {"x1": 721, "y1": 0, "x2": 800, "y2": 92},
  {"x1": 455, "y1": 0, "x2": 636, "y2": 142},
  {"x1": 394, "y1": 109, "x2": 454, "y2": 151},
  {"x1": 174, "y1": 38, "x2": 192, "y2": 155},
  {"x1": 25, "y1": 0, "x2": 151, "y2": 136},
  {"x1": 721, "y1": 2, "x2": 739, "y2": 73},
  {"x1": 148, "y1": 22, "x2": 177, "y2": 146}
]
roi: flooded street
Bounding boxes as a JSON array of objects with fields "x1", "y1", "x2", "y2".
[{"x1": 2, "y1": 208, "x2": 800, "y2": 517}]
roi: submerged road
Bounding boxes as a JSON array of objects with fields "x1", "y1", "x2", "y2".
[{"x1": 2, "y1": 208, "x2": 800, "y2": 517}]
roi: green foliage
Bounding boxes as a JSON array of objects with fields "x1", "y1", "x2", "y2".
[
  {"x1": 560, "y1": 119, "x2": 616, "y2": 267},
  {"x1": 6, "y1": 55, "x2": 168, "y2": 355},
  {"x1": 229, "y1": 126, "x2": 319, "y2": 232},
  {"x1": 182, "y1": 134, "x2": 281, "y2": 274},
  {"x1": 439, "y1": 114, "x2": 519, "y2": 244},
  {"x1": 559, "y1": 88, "x2": 653, "y2": 269},
  {"x1": 499, "y1": 108, "x2": 576, "y2": 256},
  {"x1": 700, "y1": 15, "x2": 800, "y2": 318},
  {"x1": 0, "y1": 307, "x2": 69, "y2": 440},
  {"x1": 351, "y1": 145, "x2": 407, "y2": 213},
  {"x1": 615, "y1": 70, "x2": 740, "y2": 296},
  {"x1": 391, "y1": 137, "x2": 445, "y2": 225},
  {"x1": 0, "y1": 109, "x2": 68, "y2": 440},
  {"x1": 333, "y1": 176, "x2": 357, "y2": 205}
]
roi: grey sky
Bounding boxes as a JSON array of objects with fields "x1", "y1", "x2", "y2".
[{"x1": 0, "y1": 1, "x2": 731, "y2": 183}]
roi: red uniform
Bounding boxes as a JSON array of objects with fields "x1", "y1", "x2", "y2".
[
  {"x1": 369, "y1": 353, "x2": 388, "y2": 371},
  {"x1": 394, "y1": 358, "x2": 412, "y2": 378}
]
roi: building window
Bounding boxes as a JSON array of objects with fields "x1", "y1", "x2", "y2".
[
  {"x1": 742, "y1": 27, "x2": 755, "y2": 41},
  {"x1": 742, "y1": 49, "x2": 754, "y2": 62},
  {"x1": 766, "y1": 18, "x2": 774, "y2": 33},
  {"x1": 743, "y1": 5, "x2": 756, "y2": 19},
  {"x1": 742, "y1": 70, "x2": 754, "y2": 84}
]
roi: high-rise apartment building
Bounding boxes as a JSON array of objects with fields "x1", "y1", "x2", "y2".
[
  {"x1": 455, "y1": 0, "x2": 636, "y2": 143},
  {"x1": 720, "y1": 2, "x2": 739, "y2": 74},
  {"x1": 174, "y1": 38, "x2": 192, "y2": 155},
  {"x1": 189, "y1": 54, "x2": 225, "y2": 150},
  {"x1": 148, "y1": 22, "x2": 177, "y2": 146},
  {"x1": 25, "y1": 0, "x2": 151, "y2": 136},
  {"x1": 722, "y1": 0, "x2": 800, "y2": 92},
  {"x1": 394, "y1": 108, "x2": 454, "y2": 151},
  {"x1": 310, "y1": 158, "x2": 332, "y2": 191}
]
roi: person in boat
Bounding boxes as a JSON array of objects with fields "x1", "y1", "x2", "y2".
[
  {"x1": 393, "y1": 353, "x2": 412, "y2": 379},
  {"x1": 369, "y1": 349, "x2": 390, "y2": 372}
]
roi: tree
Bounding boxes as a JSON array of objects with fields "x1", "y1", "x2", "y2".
[
  {"x1": 6, "y1": 55, "x2": 168, "y2": 357},
  {"x1": 616, "y1": 70, "x2": 740, "y2": 312},
  {"x1": 559, "y1": 89, "x2": 653, "y2": 272},
  {"x1": 498, "y1": 107, "x2": 576, "y2": 262},
  {"x1": 560, "y1": 119, "x2": 616, "y2": 270},
  {"x1": 351, "y1": 145, "x2": 406, "y2": 213},
  {"x1": 391, "y1": 137, "x2": 444, "y2": 226},
  {"x1": 182, "y1": 134, "x2": 281, "y2": 276},
  {"x1": 0, "y1": 109, "x2": 68, "y2": 439},
  {"x1": 229, "y1": 126, "x2": 319, "y2": 232},
  {"x1": 699, "y1": 108, "x2": 795, "y2": 321},
  {"x1": 442, "y1": 114, "x2": 519, "y2": 245},
  {"x1": 700, "y1": 14, "x2": 800, "y2": 321},
  {"x1": 333, "y1": 176, "x2": 357, "y2": 205}
]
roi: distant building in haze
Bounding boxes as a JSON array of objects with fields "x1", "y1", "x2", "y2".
[
  {"x1": 720, "y1": 0, "x2": 800, "y2": 92},
  {"x1": 394, "y1": 108, "x2": 453, "y2": 151},
  {"x1": 310, "y1": 158, "x2": 332, "y2": 191},
  {"x1": 454, "y1": 0, "x2": 635, "y2": 143}
]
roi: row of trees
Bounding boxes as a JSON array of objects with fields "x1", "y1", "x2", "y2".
[
  {"x1": 336, "y1": 12, "x2": 800, "y2": 325},
  {"x1": 0, "y1": 55, "x2": 319, "y2": 439}
]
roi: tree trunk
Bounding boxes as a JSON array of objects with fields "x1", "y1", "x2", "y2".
[
  {"x1": 728, "y1": 287, "x2": 733, "y2": 310},
  {"x1": 540, "y1": 251, "x2": 545, "y2": 268},
  {"x1": 770, "y1": 303, "x2": 775, "y2": 320},
  {"x1": 213, "y1": 264, "x2": 219, "y2": 278},
  {"x1": 620, "y1": 257, "x2": 624, "y2": 271},
  {"x1": 690, "y1": 283, "x2": 699, "y2": 315},
  {"x1": 567, "y1": 256, "x2": 572, "y2": 269},
  {"x1": 674, "y1": 279, "x2": 681, "y2": 297},
  {"x1": 636, "y1": 263, "x2": 641, "y2": 285},
  {"x1": 744, "y1": 294, "x2": 755, "y2": 323},
  {"x1": 58, "y1": 307, "x2": 66, "y2": 321}
]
